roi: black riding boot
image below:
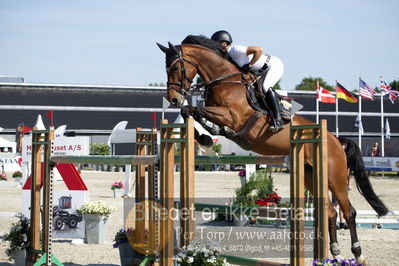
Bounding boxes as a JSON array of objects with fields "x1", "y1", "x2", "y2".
[{"x1": 264, "y1": 89, "x2": 285, "y2": 132}]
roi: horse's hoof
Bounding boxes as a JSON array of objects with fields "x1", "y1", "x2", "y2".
[
  {"x1": 356, "y1": 255, "x2": 368, "y2": 265},
  {"x1": 330, "y1": 242, "x2": 341, "y2": 258},
  {"x1": 197, "y1": 134, "x2": 213, "y2": 147},
  {"x1": 333, "y1": 255, "x2": 341, "y2": 260}
]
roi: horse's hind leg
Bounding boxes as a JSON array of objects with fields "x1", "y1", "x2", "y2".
[
  {"x1": 327, "y1": 200, "x2": 341, "y2": 258},
  {"x1": 333, "y1": 186, "x2": 367, "y2": 264},
  {"x1": 304, "y1": 166, "x2": 341, "y2": 258}
]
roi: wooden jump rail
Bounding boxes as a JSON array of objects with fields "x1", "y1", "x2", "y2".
[
  {"x1": 29, "y1": 130, "x2": 159, "y2": 265},
  {"x1": 50, "y1": 155, "x2": 157, "y2": 165},
  {"x1": 96, "y1": 119, "x2": 323, "y2": 266},
  {"x1": 134, "y1": 128, "x2": 158, "y2": 256},
  {"x1": 28, "y1": 128, "x2": 63, "y2": 266},
  {"x1": 29, "y1": 118, "x2": 328, "y2": 266},
  {"x1": 179, "y1": 155, "x2": 287, "y2": 165},
  {"x1": 290, "y1": 120, "x2": 328, "y2": 266},
  {"x1": 133, "y1": 118, "x2": 328, "y2": 265},
  {"x1": 159, "y1": 119, "x2": 195, "y2": 266}
]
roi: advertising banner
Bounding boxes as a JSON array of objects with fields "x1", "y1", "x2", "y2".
[
  {"x1": 363, "y1": 157, "x2": 399, "y2": 171},
  {"x1": 22, "y1": 136, "x2": 89, "y2": 162}
]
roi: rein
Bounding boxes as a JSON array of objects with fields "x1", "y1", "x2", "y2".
[
  {"x1": 166, "y1": 45, "x2": 261, "y2": 99},
  {"x1": 166, "y1": 46, "x2": 257, "y2": 97},
  {"x1": 190, "y1": 73, "x2": 243, "y2": 93}
]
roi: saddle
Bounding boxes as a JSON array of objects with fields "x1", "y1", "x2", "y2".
[{"x1": 246, "y1": 81, "x2": 292, "y2": 120}]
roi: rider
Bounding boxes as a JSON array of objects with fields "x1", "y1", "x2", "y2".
[{"x1": 211, "y1": 30, "x2": 285, "y2": 132}]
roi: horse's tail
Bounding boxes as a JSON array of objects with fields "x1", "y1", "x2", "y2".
[{"x1": 339, "y1": 137, "x2": 389, "y2": 216}]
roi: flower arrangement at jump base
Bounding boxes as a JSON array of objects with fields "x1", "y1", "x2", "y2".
[
  {"x1": 12, "y1": 171, "x2": 22, "y2": 183},
  {"x1": 113, "y1": 228, "x2": 148, "y2": 248},
  {"x1": 111, "y1": 180, "x2": 124, "y2": 198},
  {"x1": 12, "y1": 171, "x2": 22, "y2": 178},
  {"x1": 238, "y1": 169, "x2": 246, "y2": 178},
  {"x1": 78, "y1": 200, "x2": 115, "y2": 220},
  {"x1": 0, "y1": 172, "x2": 7, "y2": 181},
  {"x1": 113, "y1": 228, "x2": 129, "y2": 248},
  {"x1": 255, "y1": 190, "x2": 289, "y2": 208},
  {"x1": 2, "y1": 213, "x2": 31, "y2": 262},
  {"x1": 176, "y1": 240, "x2": 227, "y2": 266},
  {"x1": 113, "y1": 228, "x2": 147, "y2": 266},
  {"x1": 111, "y1": 180, "x2": 124, "y2": 190},
  {"x1": 79, "y1": 201, "x2": 115, "y2": 244},
  {"x1": 313, "y1": 258, "x2": 362, "y2": 265},
  {"x1": 233, "y1": 169, "x2": 275, "y2": 207},
  {"x1": 233, "y1": 169, "x2": 292, "y2": 226}
]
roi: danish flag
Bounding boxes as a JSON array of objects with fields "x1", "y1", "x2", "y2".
[{"x1": 316, "y1": 80, "x2": 336, "y2": 103}]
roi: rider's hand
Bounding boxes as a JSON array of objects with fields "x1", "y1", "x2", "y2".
[{"x1": 241, "y1": 64, "x2": 251, "y2": 74}]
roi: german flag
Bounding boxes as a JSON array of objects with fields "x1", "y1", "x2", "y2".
[{"x1": 336, "y1": 81, "x2": 358, "y2": 103}]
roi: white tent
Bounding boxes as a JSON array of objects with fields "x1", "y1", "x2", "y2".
[
  {"x1": 0, "y1": 136, "x2": 17, "y2": 153},
  {"x1": 0, "y1": 137, "x2": 21, "y2": 172}
]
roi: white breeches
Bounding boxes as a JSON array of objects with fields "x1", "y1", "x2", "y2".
[{"x1": 259, "y1": 55, "x2": 284, "y2": 93}]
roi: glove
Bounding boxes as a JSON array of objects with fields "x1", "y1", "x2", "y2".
[{"x1": 241, "y1": 63, "x2": 251, "y2": 74}]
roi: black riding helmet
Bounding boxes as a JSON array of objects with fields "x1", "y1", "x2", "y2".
[{"x1": 211, "y1": 30, "x2": 233, "y2": 44}]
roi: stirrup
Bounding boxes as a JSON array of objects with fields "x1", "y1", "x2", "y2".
[{"x1": 268, "y1": 121, "x2": 285, "y2": 133}]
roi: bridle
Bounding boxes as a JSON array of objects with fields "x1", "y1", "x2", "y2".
[
  {"x1": 166, "y1": 46, "x2": 255, "y2": 97},
  {"x1": 166, "y1": 47, "x2": 198, "y2": 97}
]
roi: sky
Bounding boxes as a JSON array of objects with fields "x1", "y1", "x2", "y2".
[{"x1": 1, "y1": 0, "x2": 398, "y2": 91}]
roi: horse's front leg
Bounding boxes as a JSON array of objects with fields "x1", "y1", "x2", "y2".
[
  {"x1": 182, "y1": 105, "x2": 236, "y2": 133},
  {"x1": 181, "y1": 105, "x2": 235, "y2": 147}
]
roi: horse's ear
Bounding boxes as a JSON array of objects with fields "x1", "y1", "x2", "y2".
[
  {"x1": 168, "y1": 42, "x2": 179, "y2": 54},
  {"x1": 157, "y1": 43, "x2": 169, "y2": 54}
]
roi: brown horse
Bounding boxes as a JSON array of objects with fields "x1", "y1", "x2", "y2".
[{"x1": 157, "y1": 36, "x2": 388, "y2": 263}]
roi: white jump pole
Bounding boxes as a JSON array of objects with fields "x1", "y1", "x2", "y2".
[{"x1": 124, "y1": 164, "x2": 132, "y2": 197}]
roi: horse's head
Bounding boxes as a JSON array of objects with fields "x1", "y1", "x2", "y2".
[{"x1": 157, "y1": 42, "x2": 198, "y2": 107}]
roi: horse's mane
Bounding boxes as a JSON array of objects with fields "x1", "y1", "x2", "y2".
[
  {"x1": 181, "y1": 35, "x2": 241, "y2": 70},
  {"x1": 181, "y1": 35, "x2": 227, "y2": 58}
]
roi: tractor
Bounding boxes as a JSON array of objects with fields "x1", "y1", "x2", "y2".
[{"x1": 53, "y1": 196, "x2": 83, "y2": 230}]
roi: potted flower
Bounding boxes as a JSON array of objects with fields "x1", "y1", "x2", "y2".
[
  {"x1": 176, "y1": 240, "x2": 226, "y2": 265},
  {"x1": 0, "y1": 172, "x2": 7, "y2": 181},
  {"x1": 111, "y1": 180, "x2": 124, "y2": 198},
  {"x1": 12, "y1": 171, "x2": 23, "y2": 183},
  {"x1": 2, "y1": 213, "x2": 31, "y2": 265},
  {"x1": 255, "y1": 189, "x2": 290, "y2": 227},
  {"x1": 113, "y1": 228, "x2": 145, "y2": 266},
  {"x1": 232, "y1": 169, "x2": 274, "y2": 226},
  {"x1": 238, "y1": 169, "x2": 246, "y2": 186},
  {"x1": 313, "y1": 258, "x2": 362, "y2": 265},
  {"x1": 79, "y1": 201, "x2": 115, "y2": 244}
]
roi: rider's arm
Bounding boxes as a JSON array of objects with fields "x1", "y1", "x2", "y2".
[{"x1": 246, "y1": 46, "x2": 263, "y2": 68}]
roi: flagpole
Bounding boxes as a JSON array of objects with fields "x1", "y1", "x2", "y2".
[
  {"x1": 359, "y1": 90, "x2": 362, "y2": 151},
  {"x1": 381, "y1": 90, "x2": 384, "y2": 157},
  {"x1": 316, "y1": 97, "x2": 319, "y2": 124},
  {"x1": 316, "y1": 80, "x2": 319, "y2": 124},
  {"x1": 335, "y1": 81, "x2": 339, "y2": 137}
]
